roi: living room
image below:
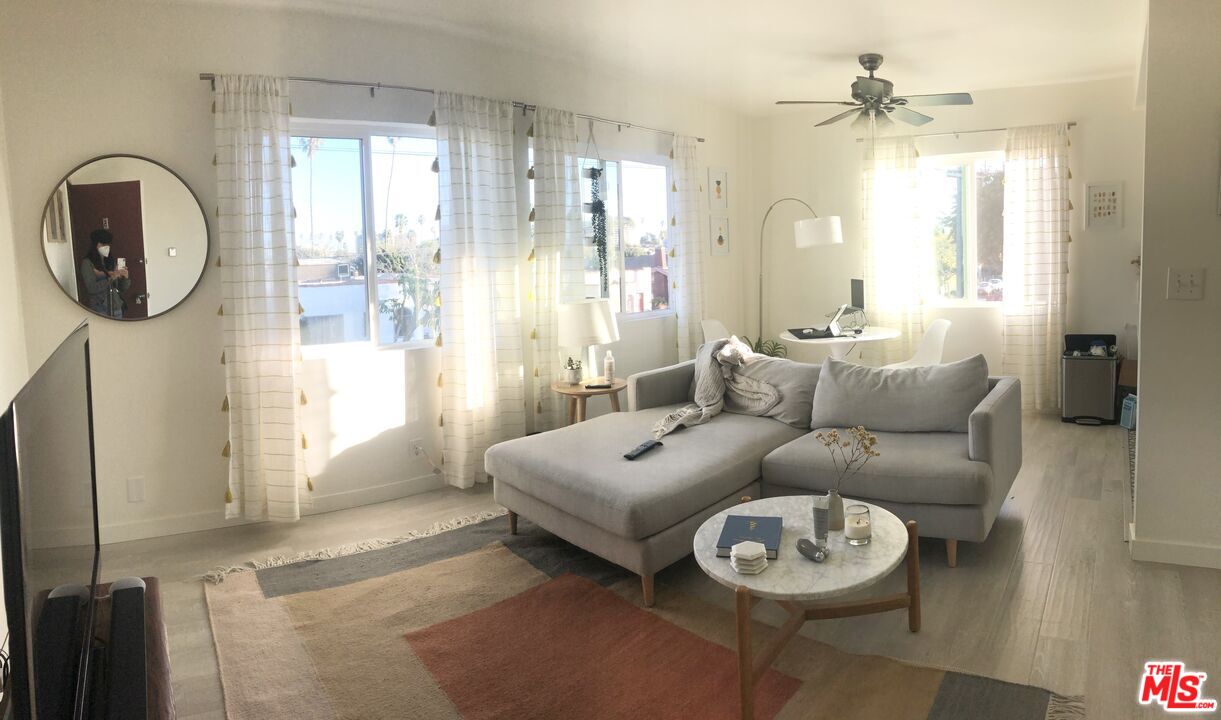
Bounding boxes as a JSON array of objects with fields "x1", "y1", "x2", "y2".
[{"x1": 0, "y1": 1, "x2": 1217, "y2": 718}]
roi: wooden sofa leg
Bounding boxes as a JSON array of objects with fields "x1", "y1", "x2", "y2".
[
  {"x1": 508, "y1": 511, "x2": 518, "y2": 535},
  {"x1": 641, "y1": 574, "x2": 655, "y2": 607},
  {"x1": 946, "y1": 539, "x2": 958, "y2": 568}
]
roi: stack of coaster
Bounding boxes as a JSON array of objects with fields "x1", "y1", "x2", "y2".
[{"x1": 730, "y1": 540, "x2": 768, "y2": 575}]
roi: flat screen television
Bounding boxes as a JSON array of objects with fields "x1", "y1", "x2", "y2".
[{"x1": 0, "y1": 322, "x2": 100, "y2": 719}]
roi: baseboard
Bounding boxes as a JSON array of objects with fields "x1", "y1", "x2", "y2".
[
  {"x1": 1130, "y1": 535, "x2": 1221, "y2": 570},
  {"x1": 89, "y1": 472, "x2": 444, "y2": 545},
  {"x1": 305, "y1": 473, "x2": 444, "y2": 515}
]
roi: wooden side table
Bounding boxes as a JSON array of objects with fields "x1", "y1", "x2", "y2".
[{"x1": 551, "y1": 377, "x2": 627, "y2": 423}]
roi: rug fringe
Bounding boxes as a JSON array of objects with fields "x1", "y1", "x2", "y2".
[
  {"x1": 202, "y1": 508, "x2": 508, "y2": 583},
  {"x1": 1046, "y1": 693, "x2": 1086, "y2": 719}
]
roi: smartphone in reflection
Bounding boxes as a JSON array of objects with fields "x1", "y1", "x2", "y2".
[{"x1": 116, "y1": 258, "x2": 127, "y2": 269}]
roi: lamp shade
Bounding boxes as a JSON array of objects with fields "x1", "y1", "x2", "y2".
[
  {"x1": 794, "y1": 216, "x2": 843, "y2": 248},
  {"x1": 558, "y1": 299, "x2": 620, "y2": 348}
]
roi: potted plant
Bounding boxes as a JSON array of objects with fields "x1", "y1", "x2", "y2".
[
  {"x1": 814, "y1": 426, "x2": 880, "y2": 531},
  {"x1": 562, "y1": 357, "x2": 582, "y2": 385}
]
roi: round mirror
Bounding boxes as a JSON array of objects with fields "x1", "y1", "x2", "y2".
[{"x1": 41, "y1": 155, "x2": 208, "y2": 321}]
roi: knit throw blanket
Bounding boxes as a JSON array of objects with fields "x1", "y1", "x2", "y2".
[{"x1": 652, "y1": 337, "x2": 780, "y2": 439}]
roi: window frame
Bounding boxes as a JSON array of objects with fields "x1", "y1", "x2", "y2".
[
  {"x1": 575, "y1": 152, "x2": 675, "y2": 320},
  {"x1": 918, "y1": 150, "x2": 1005, "y2": 307},
  {"x1": 291, "y1": 118, "x2": 439, "y2": 351}
]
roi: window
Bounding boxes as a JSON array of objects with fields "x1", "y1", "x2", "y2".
[
  {"x1": 291, "y1": 123, "x2": 440, "y2": 346},
  {"x1": 577, "y1": 158, "x2": 671, "y2": 314},
  {"x1": 918, "y1": 152, "x2": 1005, "y2": 302}
]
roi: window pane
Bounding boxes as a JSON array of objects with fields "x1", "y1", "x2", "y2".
[
  {"x1": 620, "y1": 161, "x2": 670, "y2": 313},
  {"x1": 580, "y1": 159, "x2": 621, "y2": 310},
  {"x1": 975, "y1": 158, "x2": 1005, "y2": 302},
  {"x1": 921, "y1": 163, "x2": 966, "y2": 300},
  {"x1": 370, "y1": 135, "x2": 440, "y2": 344},
  {"x1": 291, "y1": 137, "x2": 369, "y2": 345}
]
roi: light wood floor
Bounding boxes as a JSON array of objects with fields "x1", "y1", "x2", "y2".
[{"x1": 98, "y1": 413, "x2": 1219, "y2": 719}]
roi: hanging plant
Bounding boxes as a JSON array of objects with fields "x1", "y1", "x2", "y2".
[{"x1": 589, "y1": 166, "x2": 609, "y2": 296}]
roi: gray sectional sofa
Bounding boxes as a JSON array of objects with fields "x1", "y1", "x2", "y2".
[{"x1": 485, "y1": 356, "x2": 1021, "y2": 607}]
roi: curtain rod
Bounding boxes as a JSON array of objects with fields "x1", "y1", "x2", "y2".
[
  {"x1": 198, "y1": 73, "x2": 705, "y2": 143},
  {"x1": 854, "y1": 121, "x2": 1076, "y2": 142}
]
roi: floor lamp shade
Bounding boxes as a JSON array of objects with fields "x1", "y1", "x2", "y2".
[
  {"x1": 794, "y1": 216, "x2": 844, "y2": 248},
  {"x1": 559, "y1": 299, "x2": 621, "y2": 348}
]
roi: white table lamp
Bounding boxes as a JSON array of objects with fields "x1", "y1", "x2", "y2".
[{"x1": 559, "y1": 299, "x2": 620, "y2": 375}]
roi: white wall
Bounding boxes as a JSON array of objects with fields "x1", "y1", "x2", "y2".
[
  {"x1": 1131, "y1": 0, "x2": 1221, "y2": 569},
  {"x1": 67, "y1": 157, "x2": 209, "y2": 316},
  {"x1": 753, "y1": 77, "x2": 1145, "y2": 371},
  {"x1": 0, "y1": 0, "x2": 751, "y2": 541},
  {"x1": 0, "y1": 78, "x2": 28, "y2": 406}
]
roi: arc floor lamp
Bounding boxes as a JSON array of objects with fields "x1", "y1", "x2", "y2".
[{"x1": 758, "y1": 198, "x2": 843, "y2": 336}]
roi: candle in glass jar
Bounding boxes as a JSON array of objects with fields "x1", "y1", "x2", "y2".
[{"x1": 844, "y1": 505, "x2": 871, "y2": 545}]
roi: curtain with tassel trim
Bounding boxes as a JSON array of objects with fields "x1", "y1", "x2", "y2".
[
  {"x1": 214, "y1": 75, "x2": 310, "y2": 520},
  {"x1": 670, "y1": 136, "x2": 706, "y2": 361},
  {"x1": 530, "y1": 107, "x2": 585, "y2": 431},
  {"x1": 1002, "y1": 123, "x2": 1070, "y2": 410},
  {"x1": 436, "y1": 92, "x2": 525, "y2": 488}
]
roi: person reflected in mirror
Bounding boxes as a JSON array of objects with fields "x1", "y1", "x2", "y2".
[{"x1": 80, "y1": 229, "x2": 130, "y2": 318}]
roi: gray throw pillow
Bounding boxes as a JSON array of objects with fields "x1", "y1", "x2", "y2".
[
  {"x1": 808, "y1": 355, "x2": 990, "y2": 433},
  {"x1": 724, "y1": 356, "x2": 821, "y2": 429}
]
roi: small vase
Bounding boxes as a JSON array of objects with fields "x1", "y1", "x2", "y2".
[{"x1": 827, "y1": 489, "x2": 844, "y2": 532}]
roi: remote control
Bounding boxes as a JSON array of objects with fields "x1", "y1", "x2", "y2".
[
  {"x1": 624, "y1": 439, "x2": 662, "y2": 460},
  {"x1": 585, "y1": 383, "x2": 612, "y2": 389}
]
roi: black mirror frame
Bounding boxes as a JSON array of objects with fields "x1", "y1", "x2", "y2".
[{"x1": 40, "y1": 153, "x2": 211, "y2": 322}]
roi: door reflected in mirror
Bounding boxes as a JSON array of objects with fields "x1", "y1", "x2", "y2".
[{"x1": 41, "y1": 155, "x2": 208, "y2": 320}]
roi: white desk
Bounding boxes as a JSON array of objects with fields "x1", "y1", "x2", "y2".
[{"x1": 778, "y1": 326, "x2": 900, "y2": 360}]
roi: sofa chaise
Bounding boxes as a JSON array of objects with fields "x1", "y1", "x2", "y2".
[{"x1": 485, "y1": 355, "x2": 1021, "y2": 606}]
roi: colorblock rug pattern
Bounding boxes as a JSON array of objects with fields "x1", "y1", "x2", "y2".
[{"x1": 205, "y1": 515, "x2": 1084, "y2": 719}]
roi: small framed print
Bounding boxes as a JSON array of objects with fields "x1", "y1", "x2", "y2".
[
  {"x1": 708, "y1": 167, "x2": 729, "y2": 211},
  {"x1": 1087, "y1": 182, "x2": 1123, "y2": 229},
  {"x1": 709, "y1": 215, "x2": 730, "y2": 256}
]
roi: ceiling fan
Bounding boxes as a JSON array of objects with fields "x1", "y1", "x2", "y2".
[{"x1": 777, "y1": 53, "x2": 973, "y2": 132}]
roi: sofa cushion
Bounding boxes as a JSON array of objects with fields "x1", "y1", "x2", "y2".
[
  {"x1": 809, "y1": 355, "x2": 990, "y2": 433},
  {"x1": 762, "y1": 429, "x2": 993, "y2": 506},
  {"x1": 486, "y1": 405, "x2": 807, "y2": 540},
  {"x1": 724, "y1": 355, "x2": 821, "y2": 429}
]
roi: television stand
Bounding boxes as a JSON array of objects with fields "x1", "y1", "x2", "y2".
[{"x1": 92, "y1": 577, "x2": 175, "y2": 719}]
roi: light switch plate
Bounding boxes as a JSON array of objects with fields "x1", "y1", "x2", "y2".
[
  {"x1": 1167, "y1": 268, "x2": 1205, "y2": 300},
  {"x1": 127, "y1": 476, "x2": 145, "y2": 503},
  {"x1": 168, "y1": 247, "x2": 177, "y2": 257}
]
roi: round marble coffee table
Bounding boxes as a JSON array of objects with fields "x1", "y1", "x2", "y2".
[{"x1": 694, "y1": 496, "x2": 921, "y2": 720}]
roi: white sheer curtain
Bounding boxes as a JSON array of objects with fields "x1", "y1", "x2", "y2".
[
  {"x1": 213, "y1": 75, "x2": 309, "y2": 521},
  {"x1": 436, "y1": 92, "x2": 524, "y2": 488},
  {"x1": 530, "y1": 107, "x2": 585, "y2": 431},
  {"x1": 1003, "y1": 124, "x2": 1070, "y2": 410},
  {"x1": 671, "y1": 136, "x2": 706, "y2": 361},
  {"x1": 861, "y1": 137, "x2": 929, "y2": 365}
]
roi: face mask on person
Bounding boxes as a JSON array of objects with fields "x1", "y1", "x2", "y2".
[{"x1": 98, "y1": 245, "x2": 111, "y2": 258}]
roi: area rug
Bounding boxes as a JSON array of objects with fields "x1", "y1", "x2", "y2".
[{"x1": 205, "y1": 513, "x2": 1084, "y2": 720}]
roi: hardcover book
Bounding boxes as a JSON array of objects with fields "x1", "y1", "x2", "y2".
[{"x1": 716, "y1": 515, "x2": 783, "y2": 559}]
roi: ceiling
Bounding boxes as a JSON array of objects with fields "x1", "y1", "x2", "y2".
[{"x1": 196, "y1": 0, "x2": 1148, "y2": 114}]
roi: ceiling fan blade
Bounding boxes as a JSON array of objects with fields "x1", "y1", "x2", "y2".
[
  {"x1": 776, "y1": 100, "x2": 858, "y2": 106},
  {"x1": 896, "y1": 92, "x2": 974, "y2": 106},
  {"x1": 892, "y1": 106, "x2": 934, "y2": 126},
  {"x1": 815, "y1": 108, "x2": 863, "y2": 127}
]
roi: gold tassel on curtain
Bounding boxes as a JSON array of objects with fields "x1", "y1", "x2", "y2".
[
  {"x1": 217, "y1": 305, "x2": 224, "y2": 316},
  {"x1": 299, "y1": 389, "x2": 308, "y2": 405},
  {"x1": 224, "y1": 487, "x2": 233, "y2": 503},
  {"x1": 221, "y1": 396, "x2": 229, "y2": 412},
  {"x1": 431, "y1": 158, "x2": 440, "y2": 173},
  {"x1": 301, "y1": 434, "x2": 309, "y2": 450},
  {"x1": 427, "y1": 110, "x2": 436, "y2": 127},
  {"x1": 435, "y1": 333, "x2": 443, "y2": 347},
  {"x1": 527, "y1": 247, "x2": 535, "y2": 262},
  {"x1": 220, "y1": 351, "x2": 226, "y2": 365},
  {"x1": 215, "y1": 256, "x2": 222, "y2": 268},
  {"x1": 432, "y1": 248, "x2": 441, "y2": 264},
  {"x1": 306, "y1": 476, "x2": 315, "y2": 492},
  {"x1": 221, "y1": 440, "x2": 231, "y2": 458},
  {"x1": 437, "y1": 372, "x2": 443, "y2": 387},
  {"x1": 527, "y1": 166, "x2": 535, "y2": 180}
]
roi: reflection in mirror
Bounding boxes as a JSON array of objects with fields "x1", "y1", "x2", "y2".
[{"x1": 42, "y1": 155, "x2": 208, "y2": 320}]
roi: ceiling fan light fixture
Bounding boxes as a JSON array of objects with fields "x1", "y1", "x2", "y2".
[{"x1": 850, "y1": 111, "x2": 872, "y2": 131}]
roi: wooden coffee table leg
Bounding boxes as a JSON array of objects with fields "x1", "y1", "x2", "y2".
[
  {"x1": 609, "y1": 391, "x2": 621, "y2": 412},
  {"x1": 906, "y1": 520, "x2": 921, "y2": 632},
  {"x1": 736, "y1": 586, "x2": 754, "y2": 720}
]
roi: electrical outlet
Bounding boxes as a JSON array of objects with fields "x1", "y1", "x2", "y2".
[
  {"x1": 1166, "y1": 268, "x2": 1205, "y2": 300},
  {"x1": 127, "y1": 476, "x2": 145, "y2": 503},
  {"x1": 410, "y1": 439, "x2": 425, "y2": 457}
]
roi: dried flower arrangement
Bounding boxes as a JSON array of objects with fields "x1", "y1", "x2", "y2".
[{"x1": 814, "y1": 426, "x2": 881, "y2": 492}]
